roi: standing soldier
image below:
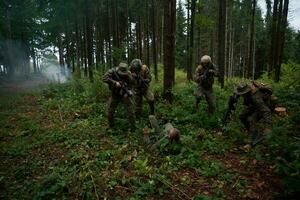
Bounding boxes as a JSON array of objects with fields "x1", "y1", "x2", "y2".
[
  {"x1": 130, "y1": 59, "x2": 155, "y2": 119},
  {"x1": 223, "y1": 82, "x2": 277, "y2": 146},
  {"x1": 102, "y1": 62, "x2": 136, "y2": 130},
  {"x1": 194, "y1": 55, "x2": 218, "y2": 115}
]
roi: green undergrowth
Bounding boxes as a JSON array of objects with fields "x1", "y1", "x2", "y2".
[{"x1": 1, "y1": 64, "x2": 300, "y2": 199}]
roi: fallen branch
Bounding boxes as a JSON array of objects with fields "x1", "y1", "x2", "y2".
[
  {"x1": 90, "y1": 175, "x2": 100, "y2": 200},
  {"x1": 156, "y1": 175, "x2": 192, "y2": 200},
  {"x1": 58, "y1": 105, "x2": 63, "y2": 122}
]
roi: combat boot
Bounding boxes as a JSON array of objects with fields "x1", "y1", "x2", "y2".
[
  {"x1": 108, "y1": 114, "x2": 114, "y2": 128},
  {"x1": 195, "y1": 98, "x2": 200, "y2": 110},
  {"x1": 149, "y1": 101, "x2": 155, "y2": 115},
  {"x1": 251, "y1": 132, "x2": 264, "y2": 147}
]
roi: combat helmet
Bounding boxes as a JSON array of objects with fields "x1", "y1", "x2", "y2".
[
  {"x1": 200, "y1": 55, "x2": 212, "y2": 65},
  {"x1": 117, "y1": 62, "x2": 129, "y2": 76},
  {"x1": 167, "y1": 128, "x2": 180, "y2": 143},
  {"x1": 130, "y1": 59, "x2": 142, "y2": 72},
  {"x1": 234, "y1": 82, "x2": 252, "y2": 95}
]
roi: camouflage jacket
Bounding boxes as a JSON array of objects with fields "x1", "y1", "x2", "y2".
[
  {"x1": 243, "y1": 90, "x2": 271, "y2": 113},
  {"x1": 130, "y1": 65, "x2": 151, "y2": 89},
  {"x1": 194, "y1": 63, "x2": 218, "y2": 89},
  {"x1": 102, "y1": 67, "x2": 134, "y2": 95}
]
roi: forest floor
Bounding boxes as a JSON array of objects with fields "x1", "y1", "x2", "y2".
[
  {"x1": 0, "y1": 70, "x2": 299, "y2": 200},
  {"x1": 0, "y1": 74, "x2": 51, "y2": 95}
]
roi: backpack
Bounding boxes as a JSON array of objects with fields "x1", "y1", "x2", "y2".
[{"x1": 252, "y1": 81, "x2": 277, "y2": 111}]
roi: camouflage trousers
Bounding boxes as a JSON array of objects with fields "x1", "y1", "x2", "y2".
[
  {"x1": 107, "y1": 94, "x2": 135, "y2": 128},
  {"x1": 135, "y1": 88, "x2": 155, "y2": 118},
  {"x1": 194, "y1": 85, "x2": 216, "y2": 114},
  {"x1": 239, "y1": 107, "x2": 272, "y2": 137}
]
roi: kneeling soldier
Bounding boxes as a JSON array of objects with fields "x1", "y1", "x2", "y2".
[
  {"x1": 102, "y1": 62, "x2": 135, "y2": 130},
  {"x1": 130, "y1": 59, "x2": 155, "y2": 118}
]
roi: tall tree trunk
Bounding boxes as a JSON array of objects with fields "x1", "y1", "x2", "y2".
[
  {"x1": 5, "y1": 5, "x2": 14, "y2": 76},
  {"x1": 85, "y1": 0, "x2": 94, "y2": 82},
  {"x1": 106, "y1": 0, "x2": 112, "y2": 68},
  {"x1": 163, "y1": 0, "x2": 176, "y2": 102},
  {"x1": 82, "y1": 16, "x2": 88, "y2": 77},
  {"x1": 95, "y1": 4, "x2": 101, "y2": 69},
  {"x1": 186, "y1": 0, "x2": 190, "y2": 77},
  {"x1": 187, "y1": 0, "x2": 196, "y2": 81},
  {"x1": 275, "y1": 0, "x2": 289, "y2": 82},
  {"x1": 151, "y1": 0, "x2": 158, "y2": 81},
  {"x1": 247, "y1": 0, "x2": 256, "y2": 79},
  {"x1": 32, "y1": 48, "x2": 37, "y2": 73},
  {"x1": 273, "y1": 0, "x2": 283, "y2": 79},
  {"x1": 159, "y1": 13, "x2": 164, "y2": 63},
  {"x1": 268, "y1": 0, "x2": 279, "y2": 76},
  {"x1": 146, "y1": 1, "x2": 150, "y2": 67},
  {"x1": 75, "y1": 16, "x2": 81, "y2": 78},
  {"x1": 126, "y1": 0, "x2": 131, "y2": 64},
  {"x1": 58, "y1": 34, "x2": 65, "y2": 75},
  {"x1": 112, "y1": 0, "x2": 119, "y2": 66},
  {"x1": 218, "y1": 0, "x2": 226, "y2": 88},
  {"x1": 137, "y1": 18, "x2": 143, "y2": 60}
]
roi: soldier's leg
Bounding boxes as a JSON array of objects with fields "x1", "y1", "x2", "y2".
[
  {"x1": 135, "y1": 92, "x2": 143, "y2": 119},
  {"x1": 247, "y1": 112, "x2": 265, "y2": 146},
  {"x1": 123, "y1": 96, "x2": 136, "y2": 129},
  {"x1": 144, "y1": 89, "x2": 155, "y2": 114},
  {"x1": 260, "y1": 110, "x2": 272, "y2": 134},
  {"x1": 239, "y1": 108, "x2": 253, "y2": 131},
  {"x1": 251, "y1": 110, "x2": 272, "y2": 146},
  {"x1": 108, "y1": 96, "x2": 119, "y2": 128},
  {"x1": 205, "y1": 89, "x2": 216, "y2": 115},
  {"x1": 194, "y1": 86, "x2": 203, "y2": 109}
]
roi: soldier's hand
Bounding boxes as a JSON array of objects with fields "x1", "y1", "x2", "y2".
[
  {"x1": 131, "y1": 72, "x2": 136, "y2": 77},
  {"x1": 115, "y1": 81, "x2": 121, "y2": 88},
  {"x1": 128, "y1": 90, "x2": 133, "y2": 96}
]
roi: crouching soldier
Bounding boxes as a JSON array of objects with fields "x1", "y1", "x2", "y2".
[
  {"x1": 130, "y1": 59, "x2": 155, "y2": 118},
  {"x1": 223, "y1": 82, "x2": 277, "y2": 146},
  {"x1": 102, "y1": 62, "x2": 136, "y2": 130},
  {"x1": 194, "y1": 55, "x2": 218, "y2": 115}
]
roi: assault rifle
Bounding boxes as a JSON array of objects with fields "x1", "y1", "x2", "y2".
[
  {"x1": 135, "y1": 74, "x2": 148, "y2": 88},
  {"x1": 113, "y1": 71, "x2": 133, "y2": 97},
  {"x1": 223, "y1": 94, "x2": 239, "y2": 124},
  {"x1": 199, "y1": 64, "x2": 215, "y2": 84}
]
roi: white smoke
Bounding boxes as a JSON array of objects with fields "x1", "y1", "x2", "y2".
[
  {"x1": 40, "y1": 54, "x2": 71, "y2": 83},
  {"x1": 41, "y1": 64, "x2": 70, "y2": 83}
]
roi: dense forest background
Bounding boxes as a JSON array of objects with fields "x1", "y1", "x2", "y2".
[{"x1": 1, "y1": 0, "x2": 299, "y2": 86}]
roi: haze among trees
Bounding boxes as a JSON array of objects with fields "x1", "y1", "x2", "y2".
[{"x1": 1, "y1": 0, "x2": 300, "y2": 199}]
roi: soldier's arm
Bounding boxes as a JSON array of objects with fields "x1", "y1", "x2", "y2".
[
  {"x1": 102, "y1": 69, "x2": 116, "y2": 85},
  {"x1": 210, "y1": 64, "x2": 219, "y2": 77},
  {"x1": 194, "y1": 65, "x2": 203, "y2": 83},
  {"x1": 143, "y1": 66, "x2": 152, "y2": 84}
]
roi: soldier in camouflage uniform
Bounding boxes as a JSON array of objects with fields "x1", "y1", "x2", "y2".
[
  {"x1": 144, "y1": 115, "x2": 181, "y2": 154},
  {"x1": 233, "y1": 82, "x2": 275, "y2": 146},
  {"x1": 130, "y1": 59, "x2": 155, "y2": 118},
  {"x1": 194, "y1": 55, "x2": 219, "y2": 115},
  {"x1": 102, "y1": 63, "x2": 135, "y2": 129}
]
